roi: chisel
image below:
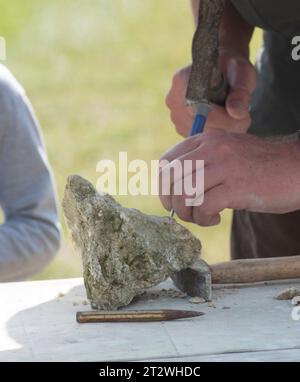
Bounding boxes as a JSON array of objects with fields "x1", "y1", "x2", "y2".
[{"x1": 76, "y1": 309, "x2": 204, "y2": 323}]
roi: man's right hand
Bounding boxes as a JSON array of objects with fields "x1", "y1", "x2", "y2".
[{"x1": 165, "y1": 51, "x2": 257, "y2": 137}]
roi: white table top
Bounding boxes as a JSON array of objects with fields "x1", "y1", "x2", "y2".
[{"x1": 0, "y1": 277, "x2": 300, "y2": 362}]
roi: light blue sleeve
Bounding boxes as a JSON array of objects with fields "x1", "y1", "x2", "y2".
[{"x1": 0, "y1": 65, "x2": 61, "y2": 281}]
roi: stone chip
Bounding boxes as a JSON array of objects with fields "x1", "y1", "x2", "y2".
[{"x1": 275, "y1": 287, "x2": 300, "y2": 301}]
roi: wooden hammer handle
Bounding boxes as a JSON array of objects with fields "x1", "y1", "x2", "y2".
[
  {"x1": 211, "y1": 255, "x2": 300, "y2": 284},
  {"x1": 186, "y1": 0, "x2": 226, "y2": 105}
]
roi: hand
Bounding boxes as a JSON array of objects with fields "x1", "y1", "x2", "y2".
[
  {"x1": 165, "y1": 51, "x2": 256, "y2": 137},
  {"x1": 159, "y1": 129, "x2": 300, "y2": 226}
]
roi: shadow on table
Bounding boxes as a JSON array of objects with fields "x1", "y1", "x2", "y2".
[
  {"x1": 0, "y1": 281, "x2": 188, "y2": 361},
  {"x1": 0, "y1": 285, "x2": 87, "y2": 361}
]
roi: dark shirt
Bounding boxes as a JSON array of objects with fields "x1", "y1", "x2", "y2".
[{"x1": 230, "y1": 0, "x2": 300, "y2": 136}]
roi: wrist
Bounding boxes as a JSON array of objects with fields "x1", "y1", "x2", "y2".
[
  {"x1": 268, "y1": 139, "x2": 300, "y2": 164},
  {"x1": 283, "y1": 139, "x2": 300, "y2": 212},
  {"x1": 252, "y1": 138, "x2": 300, "y2": 214},
  {"x1": 285, "y1": 138, "x2": 300, "y2": 160}
]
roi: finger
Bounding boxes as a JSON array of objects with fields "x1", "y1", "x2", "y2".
[
  {"x1": 192, "y1": 212, "x2": 221, "y2": 227},
  {"x1": 159, "y1": 143, "x2": 215, "y2": 199},
  {"x1": 158, "y1": 179, "x2": 173, "y2": 212},
  {"x1": 192, "y1": 184, "x2": 229, "y2": 226},
  {"x1": 166, "y1": 68, "x2": 190, "y2": 110},
  {"x1": 159, "y1": 141, "x2": 197, "y2": 211},
  {"x1": 159, "y1": 153, "x2": 205, "y2": 215},
  {"x1": 206, "y1": 104, "x2": 231, "y2": 128},
  {"x1": 160, "y1": 134, "x2": 202, "y2": 164},
  {"x1": 162, "y1": 162, "x2": 224, "y2": 222},
  {"x1": 170, "y1": 112, "x2": 194, "y2": 137},
  {"x1": 225, "y1": 58, "x2": 256, "y2": 120},
  {"x1": 159, "y1": 130, "x2": 226, "y2": 212},
  {"x1": 165, "y1": 93, "x2": 186, "y2": 111},
  {"x1": 160, "y1": 128, "x2": 226, "y2": 165},
  {"x1": 173, "y1": 164, "x2": 223, "y2": 208},
  {"x1": 171, "y1": 195, "x2": 193, "y2": 222},
  {"x1": 206, "y1": 104, "x2": 251, "y2": 133},
  {"x1": 226, "y1": 88, "x2": 251, "y2": 120},
  {"x1": 171, "y1": 165, "x2": 205, "y2": 220}
]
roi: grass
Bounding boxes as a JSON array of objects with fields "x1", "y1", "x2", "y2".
[{"x1": 0, "y1": 0, "x2": 263, "y2": 279}]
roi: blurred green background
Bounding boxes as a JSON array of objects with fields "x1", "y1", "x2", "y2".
[{"x1": 0, "y1": 0, "x2": 262, "y2": 279}]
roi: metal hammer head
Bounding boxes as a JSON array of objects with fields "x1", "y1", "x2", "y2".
[{"x1": 171, "y1": 259, "x2": 212, "y2": 301}]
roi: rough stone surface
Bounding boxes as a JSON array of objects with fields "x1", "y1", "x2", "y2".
[
  {"x1": 62, "y1": 175, "x2": 201, "y2": 310},
  {"x1": 275, "y1": 287, "x2": 300, "y2": 301}
]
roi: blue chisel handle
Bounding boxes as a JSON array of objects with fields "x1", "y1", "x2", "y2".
[
  {"x1": 187, "y1": 73, "x2": 228, "y2": 137},
  {"x1": 190, "y1": 113, "x2": 207, "y2": 136},
  {"x1": 170, "y1": 109, "x2": 207, "y2": 217}
]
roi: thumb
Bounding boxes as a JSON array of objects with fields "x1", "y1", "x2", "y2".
[{"x1": 225, "y1": 57, "x2": 256, "y2": 120}]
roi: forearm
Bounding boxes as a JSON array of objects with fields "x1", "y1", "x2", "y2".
[
  {"x1": 190, "y1": 0, "x2": 254, "y2": 58},
  {"x1": 0, "y1": 65, "x2": 61, "y2": 281},
  {"x1": 0, "y1": 219, "x2": 59, "y2": 281},
  {"x1": 265, "y1": 132, "x2": 300, "y2": 144}
]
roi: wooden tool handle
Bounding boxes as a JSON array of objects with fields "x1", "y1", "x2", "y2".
[
  {"x1": 186, "y1": 0, "x2": 226, "y2": 105},
  {"x1": 211, "y1": 255, "x2": 300, "y2": 284},
  {"x1": 208, "y1": 70, "x2": 228, "y2": 106}
]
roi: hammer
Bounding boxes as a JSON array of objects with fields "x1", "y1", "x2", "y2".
[{"x1": 186, "y1": 0, "x2": 228, "y2": 129}]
